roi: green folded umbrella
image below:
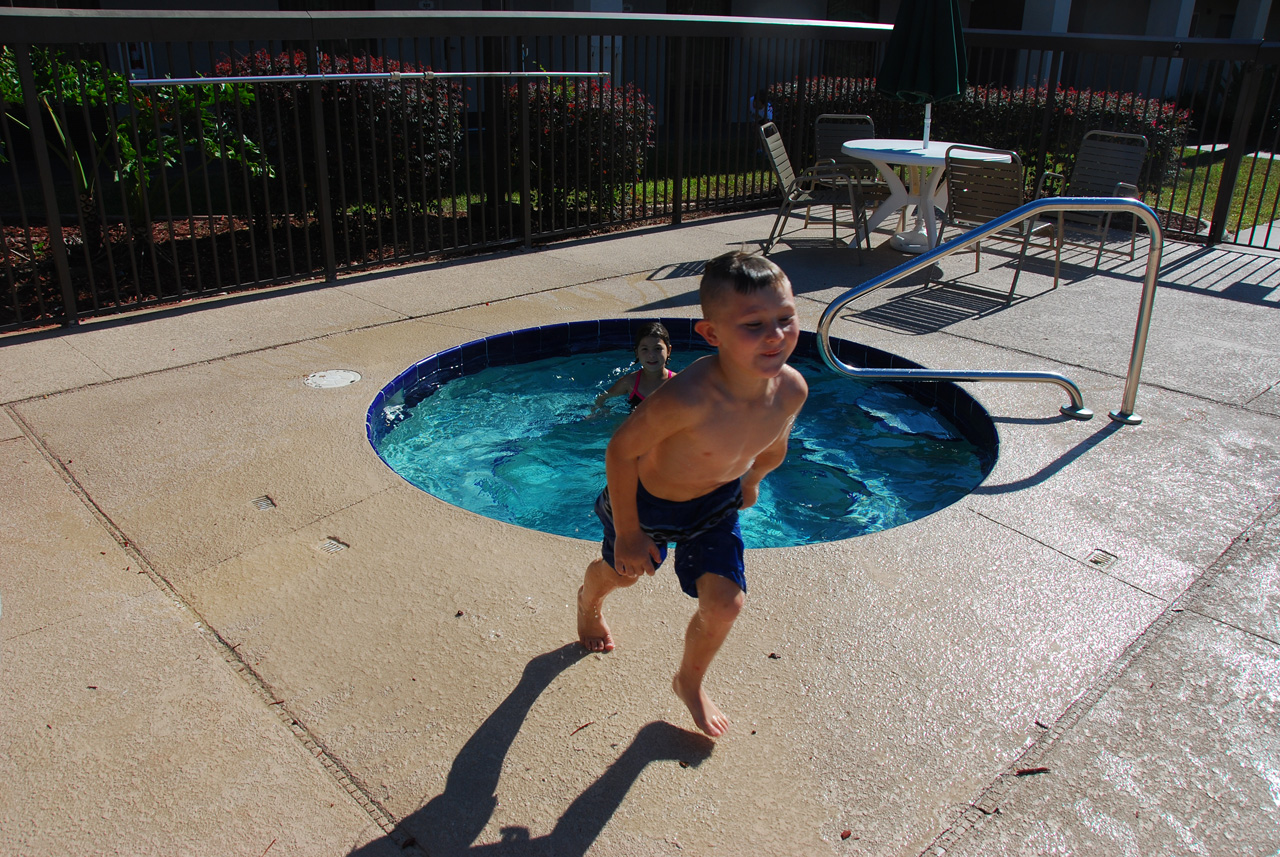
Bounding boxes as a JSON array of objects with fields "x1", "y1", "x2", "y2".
[{"x1": 876, "y1": 0, "x2": 968, "y2": 146}]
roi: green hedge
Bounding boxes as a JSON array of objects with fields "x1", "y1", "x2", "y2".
[
  {"x1": 215, "y1": 50, "x2": 466, "y2": 215},
  {"x1": 767, "y1": 76, "x2": 1191, "y2": 190}
]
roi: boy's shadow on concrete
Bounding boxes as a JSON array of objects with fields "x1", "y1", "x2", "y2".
[{"x1": 348, "y1": 643, "x2": 714, "y2": 857}]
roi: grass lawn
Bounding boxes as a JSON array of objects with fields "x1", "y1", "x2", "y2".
[{"x1": 1149, "y1": 150, "x2": 1280, "y2": 234}]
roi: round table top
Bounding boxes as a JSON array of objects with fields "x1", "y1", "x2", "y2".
[{"x1": 841, "y1": 138, "x2": 1012, "y2": 165}]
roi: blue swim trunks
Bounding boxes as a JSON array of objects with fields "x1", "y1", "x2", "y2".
[{"x1": 595, "y1": 479, "x2": 746, "y2": 598}]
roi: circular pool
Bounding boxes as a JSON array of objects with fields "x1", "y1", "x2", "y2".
[{"x1": 367, "y1": 318, "x2": 997, "y2": 547}]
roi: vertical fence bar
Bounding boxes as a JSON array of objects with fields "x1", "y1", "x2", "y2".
[
  {"x1": 672, "y1": 36, "x2": 687, "y2": 225},
  {"x1": 308, "y1": 56, "x2": 337, "y2": 281},
  {"x1": 166, "y1": 43, "x2": 203, "y2": 293},
  {"x1": 14, "y1": 44, "x2": 77, "y2": 325},
  {"x1": 1210, "y1": 60, "x2": 1264, "y2": 244},
  {"x1": 1034, "y1": 49, "x2": 1061, "y2": 181},
  {"x1": 0, "y1": 85, "x2": 46, "y2": 326},
  {"x1": 271, "y1": 58, "x2": 299, "y2": 276},
  {"x1": 68, "y1": 49, "x2": 104, "y2": 310},
  {"x1": 229, "y1": 55, "x2": 259, "y2": 283},
  {"x1": 190, "y1": 42, "x2": 221, "y2": 288},
  {"x1": 246, "y1": 56, "x2": 278, "y2": 281},
  {"x1": 520, "y1": 67, "x2": 532, "y2": 247}
]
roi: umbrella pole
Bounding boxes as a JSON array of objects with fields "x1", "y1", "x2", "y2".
[{"x1": 923, "y1": 102, "x2": 931, "y2": 148}]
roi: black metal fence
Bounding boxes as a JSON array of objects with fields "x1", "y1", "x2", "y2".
[{"x1": 3, "y1": 9, "x2": 1280, "y2": 332}]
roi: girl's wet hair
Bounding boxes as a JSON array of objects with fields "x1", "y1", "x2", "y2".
[
  {"x1": 634, "y1": 320, "x2": 672, "y2": 352},
  {"x1": 699, "y1": 251, "x2": 789, "y2": 312}
]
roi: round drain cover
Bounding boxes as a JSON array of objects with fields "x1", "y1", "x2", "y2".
[{"x1": 305, "y1": 369, "x2": 361, "y2": 389}]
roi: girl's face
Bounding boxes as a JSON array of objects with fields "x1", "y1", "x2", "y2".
[{"x1": 635, "y1": 335, "x2": 671, "y2": 372}]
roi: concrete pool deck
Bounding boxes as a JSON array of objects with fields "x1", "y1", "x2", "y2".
[{"x1": 1, "y1": 212, "x2": 1278, "y2": 856}]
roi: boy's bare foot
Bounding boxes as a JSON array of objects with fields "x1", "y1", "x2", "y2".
[
  {"x1": 577, "y1": 586, "x2": 615, "y2": 652},
  {"x1": 672, "y1": 672, "x2": 728, "y2": 737}
]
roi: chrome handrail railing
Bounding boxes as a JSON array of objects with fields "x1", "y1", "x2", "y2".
[{"x1": 817, "y1": 196, "x2": 1163, "y2": 424}]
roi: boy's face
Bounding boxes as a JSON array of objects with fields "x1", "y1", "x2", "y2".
[{"x1": 696, "y1": 282, "x2": 799, "y2": 378}]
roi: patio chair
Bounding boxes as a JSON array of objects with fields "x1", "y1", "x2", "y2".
[
  {"x1": 941, "y1": 145, "x2": 1053, "y2": 299},
  {"x1": 759, "y1": 121, "x2": 868, "y2": 256},
  {"x1": 1035, "y1": 129, "x2": 1148, "y2": 267},
  {"x1": 808, "y1": 113, "x2": 890, "y2": 228}
]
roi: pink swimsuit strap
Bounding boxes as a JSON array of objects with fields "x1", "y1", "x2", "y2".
[{"x1": 630, "y1": 368, "x2": 672, "y2": 403}]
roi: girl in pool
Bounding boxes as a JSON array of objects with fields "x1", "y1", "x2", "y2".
[{"x1": 592, "y1": 321, "x2": 675, "y2": 413}]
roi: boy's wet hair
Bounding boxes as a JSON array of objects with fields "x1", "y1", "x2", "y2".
[
  {"x1": 699, "y1": 251, "x2": 789, "y2": 315},
  {"x1": 634, "y1": 320, "x2": 672, "y2": 352}
]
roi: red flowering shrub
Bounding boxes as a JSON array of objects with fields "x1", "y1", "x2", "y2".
[
  {"x1": 505, "y1": 78, "x2": 656, "y2": 220},
  {"x1": 767, "y1": 75, "x2": 1191, "y2": 190}
]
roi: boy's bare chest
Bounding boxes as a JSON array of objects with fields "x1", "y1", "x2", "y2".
[{"x1": 665, "y1": 406, "x2": 785, "y2": 466}]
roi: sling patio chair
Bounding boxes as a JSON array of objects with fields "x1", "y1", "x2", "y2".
[
  {"x1": 813, "y1": 113, "x2": 890, "y2": 201},
  {"x1": 759, "y1": 121, "x2": 869, "y2": 257},
  {"x1": 1035, "y1": 129, "x2": 1149, "y2": 268},
  {"x1": 941, "y1": 144, "x2": 1055, "y2": 299}
]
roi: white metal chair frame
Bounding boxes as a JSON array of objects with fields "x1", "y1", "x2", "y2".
[
  {"x1": 1035, "y1": 129, "x2": 1149, "y2": 267},
  {"x1": 941, "y1": 144, "x2": 1054, "y2": 299},
  {"x1": 806, "y1": 113, "x2": 889, "y2": 230},
  {"x1": 758, "y1": 121, "x2": 868, "y2": 257}
]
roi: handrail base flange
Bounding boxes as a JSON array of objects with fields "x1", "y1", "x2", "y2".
[
  {"x1": 1109, "y1": 410, "x2": 1143, "y2": 425},
  {"x1": 1060, "y1": 405, "x2": 1094, "y2": 420}
]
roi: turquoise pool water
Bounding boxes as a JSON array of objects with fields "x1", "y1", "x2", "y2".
[{"x1": 372, "y1": 348, "x2": 988, "y2": 548}]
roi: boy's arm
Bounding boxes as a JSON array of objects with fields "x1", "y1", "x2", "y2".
[
  {"x1": 603, "y1": 389, "x2": 692, "y2": 577},
  {"x1": 741, "y1": 376, "x2": 807, "y2": 508},
  {"x1": 739, "y1": 417, "x2": 793, "y2": 509}
]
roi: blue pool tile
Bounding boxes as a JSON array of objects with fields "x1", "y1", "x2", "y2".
[
  {"x1": 421, "y1": 354, "x2": 440, "y2": 379},
  {"x1": 437, "y1": 347, "x2": 463, "y2": 375},
  {"x1": 538, "y1": 322, "x2": 570, "y2": 356},
  {"x1": 510, "y1": 326, "x2": 541, "y2": 356},
  {"x1": 568, "y1": 319, "x2": 600, "y2": 348},
  {"x1": 435, "y1": 349, "x2": 464, "y2": 385},
  {"x1": 461, "y1": 339, "x2": 489, "y2": 375},
  {"x1": 599, "y1": 319, "x2": 633, "y2": 349},
  {"x1": 486, "y1": 331, "x2": 516, "y2": 367}
]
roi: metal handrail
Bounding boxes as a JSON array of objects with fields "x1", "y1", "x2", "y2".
[
  {"x1": 129, "y1": 71, "x2": 611, "y2": 87},
  {"x1": 817, "y1": 196, "x2": 1164, "y2": 424}
]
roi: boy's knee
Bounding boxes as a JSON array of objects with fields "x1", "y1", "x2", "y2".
[
  {"x1": 593, "y1": 558, "x2": 639, "y2": 587},
  {"x1": 697, "y1": 579, "x2": 744, "y2": 624}
]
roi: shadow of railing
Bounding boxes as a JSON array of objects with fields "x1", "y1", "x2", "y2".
[
  {"x1": 1157, "y1": 245, "x2": 1280, "y2": 308},
  {"x1": 972, "y1": 420, "x2": 1123, "y2": 495}
]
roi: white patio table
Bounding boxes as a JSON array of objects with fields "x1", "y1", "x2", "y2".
[{"x1": 841, "y1": 138, "x2": 1010, "y2": 253}]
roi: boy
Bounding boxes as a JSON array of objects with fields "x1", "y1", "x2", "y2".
[{"x1": 577, "y1": 251, "x2": 808, "y2": 737}]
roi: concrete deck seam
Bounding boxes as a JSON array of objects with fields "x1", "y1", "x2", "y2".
[
  {"x1": 184, "y1": 484, "x2": 402, "y2": 580},
  {"x1": 921, "y1": 494, "x2": 1280, "y2": 856},
  {"x1": 1179, "y1": 606, "x2": 1280, "y2": 647},
  {"x1": 62, "y1": 334, "x2": 114, "y2": 378},
  {"x1": 0, "y1": 316, "x2": 468, "y2": 408},
  {"x1": 970, "y1": 509, "x2": 1166, "y2": 602},
  {"x1": 0, "y1": 270, "x2": 638, "y2": 408},
  {"x1": 1243, "y1": 380, "x2": 1278, "y2": 406},
  {"x1": 2, "y1": 402, "x2": 416, "y2": 851}
]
